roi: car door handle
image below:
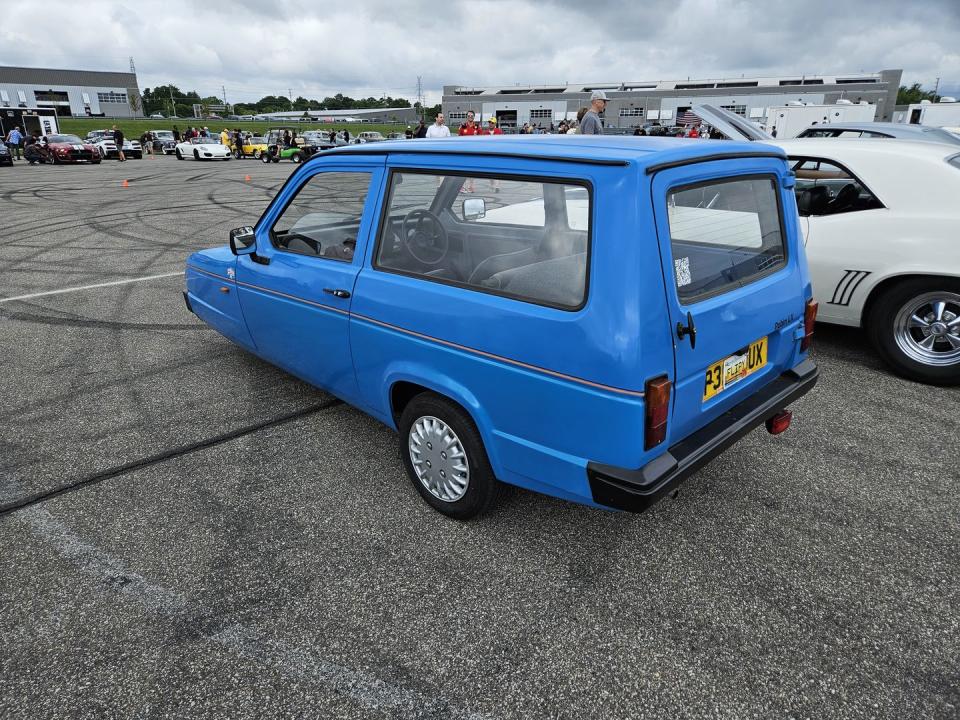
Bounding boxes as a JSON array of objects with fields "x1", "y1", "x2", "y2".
[
  {"x1": 676, "y1": 311, "x2": 697, "y2": 349},
  {"x1": 323, "y1": 288, "x2": 351, "y2": 299}
]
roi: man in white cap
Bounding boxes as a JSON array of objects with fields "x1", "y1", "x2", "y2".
[{"x1": 579, "y1": 90, "x2": 607, "y2": 135}]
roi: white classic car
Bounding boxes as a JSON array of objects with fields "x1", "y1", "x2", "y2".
[
  {"x1": 695, "y1": 104, "x2": 960, "y2": 384},
  {"x1": 84, "y1": 131, "x2": 143, "y2": 159},
  {"x1": 174, "y1": 137, "x2": 232, "y2": 161},
  {"x1": 777, "y1": 138, "x2": 960, "y2": 385}
]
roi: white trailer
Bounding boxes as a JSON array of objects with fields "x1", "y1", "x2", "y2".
[
  {"x1": 904, "y1": 99, "x2": 960, "y2": 127},
  {"x1": 766, "y1": 102, "x2": 876, "y2": 138}
]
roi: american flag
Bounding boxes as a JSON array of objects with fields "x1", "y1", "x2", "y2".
[{"x1": 677, "y1": 110, "x2": 700, "y2": 126}]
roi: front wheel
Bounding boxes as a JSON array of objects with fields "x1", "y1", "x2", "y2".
[
  {"x1": 175, "y1": 149, "x2": 183, "y2": 160},
  {"x1": 398, "y1": 393, "x2": 502, "y2": 519},
  {"x1": 867, "y1": 278, "x2": 960, "y2": 385},
  {"x1": 291, "y1": 152, "x2": 302, "y2": 163},
  {"x1": 260, "y1": 153, "x2": 271, "y2": 163},
  {"x1": 272, "y1": 156, "x2": 280, "y2": 163},
  {"x1": 253, "y1": 150, "x2": 261, "y2": 159}
]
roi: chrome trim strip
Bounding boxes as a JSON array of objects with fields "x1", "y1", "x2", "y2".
[
  {"x1": 186, "y1": 264, "x2": 644, "y2": 398},
  {"x1": 352, "y1": 313, "x2": 645, "y2": 398}
]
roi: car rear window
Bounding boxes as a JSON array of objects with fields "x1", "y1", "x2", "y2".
[{"x1": 667, "y1": 176, "x2": 786, "y2": 303}]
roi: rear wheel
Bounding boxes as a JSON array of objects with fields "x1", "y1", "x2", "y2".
[
  {"x1": 291, "y1": 152, "x2": 302, "y2": 163},
  {"x1": 398, "y1": 393, "x2": 502, "y2": 519},
  {"x1": 261, "y1": 153, "x2": 271, "y2": 164},
  {"x1": 867, "y1": 278, "x2": 960, "y2": 385},
  {"x1": 253, "y1": 150, "x2": 261, "y2": 159}
]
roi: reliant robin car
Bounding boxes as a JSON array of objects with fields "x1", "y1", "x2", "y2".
[{"x1": 184, "y1": 136, "x2": 819, "y2": 518}]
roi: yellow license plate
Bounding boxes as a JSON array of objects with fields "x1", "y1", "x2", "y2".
[{"x1": 702, "y1": 336, "x2": 768, "y2": 401}]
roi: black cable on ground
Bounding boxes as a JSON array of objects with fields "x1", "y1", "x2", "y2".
[{"x1": 0, "y1": 398, "x2": 344, "y2": 518}]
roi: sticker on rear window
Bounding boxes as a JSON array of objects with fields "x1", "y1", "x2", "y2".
[{"x1": 675, "y1": 256, "x2": 691, "y2": 287}]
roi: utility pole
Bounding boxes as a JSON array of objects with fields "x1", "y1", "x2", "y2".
[
  {"x1": 222, "y1": 85, "x2": 227, "y2": 109},
  {"x1": 416, "y1": 75, "x2": 424, "y2": 120},
  {"x1": 129, "y1": 56, "x2": 136, "y2": 74},
  {"x1": 289, "y1": 89, "x2": 293, "y2": 110},
  {"x1": 169, "y1": 86, "x2": 175, "y2": 117},
  {"x1": 934, "y1": 76, "x2": 941, "y2": 99}
]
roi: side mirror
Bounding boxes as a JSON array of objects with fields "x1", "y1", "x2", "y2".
[
  {"x1": 462, "y1": 197, "x2": 486, "y2": 221},
  {"x1": 229, "y1": 226, "x2": 256, "y2": 255}
]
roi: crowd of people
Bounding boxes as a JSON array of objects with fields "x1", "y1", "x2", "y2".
[{"x1": 425, "y1": 91, "x2": 718, "y2": 139}]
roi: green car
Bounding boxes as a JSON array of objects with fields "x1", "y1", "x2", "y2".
[{"x1": 259, "y1": 126, "x2": 319, "y2": 164}]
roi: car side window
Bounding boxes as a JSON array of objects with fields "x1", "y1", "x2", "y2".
[
  {"x1": 271, "y1": 171, "x2": 372, "y2": 261},
  {"x1": 790, "y1": 157, "x2": 883, "y2": 217},
  {"x1": 375, "y1": 171, "x2": 590, "y2": 310}
]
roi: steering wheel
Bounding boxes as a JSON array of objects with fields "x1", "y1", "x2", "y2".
[{"x1": 401, "y1": 209, "x2": 449, "y2": 266}]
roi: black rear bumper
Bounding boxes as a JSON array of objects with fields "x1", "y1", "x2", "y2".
[{"x1": 587, "y1": 358, "x2": 819, "y2": 512}]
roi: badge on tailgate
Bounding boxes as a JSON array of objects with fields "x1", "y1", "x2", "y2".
[{"x1": 703, "y1": 336, "x2": 768, "y2": 401}]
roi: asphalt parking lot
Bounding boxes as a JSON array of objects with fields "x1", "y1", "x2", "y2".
[{"x1": 1, "y1": 155, "x2": 957, "y2": 720}]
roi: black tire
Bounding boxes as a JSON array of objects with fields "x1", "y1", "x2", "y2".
[
  {"x1": 260, "y1": 153, "x2": 271, "y2": 163},
  {"x1": 398, "y1": 393, "x2": 502, "y2": 520},
  {"x1": 291, "y1": 152, "x2": 302, "y2": 163},
  {"x1": 194, "y1": 149, "x2": 200, "y2": 160},
  {"x1": 176, "y1": 149, "x2": 183, "y2": 160},
  {"x1": 272, "y1": 156, "x2": 280, "y2": 163},
  {"x1": 866, "y1": 277, "x2": 960, "y2": 385}
]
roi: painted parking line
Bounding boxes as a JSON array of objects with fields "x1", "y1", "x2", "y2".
[{"x1": 0, "y1": 271, "x2": 185, "y2": 304}]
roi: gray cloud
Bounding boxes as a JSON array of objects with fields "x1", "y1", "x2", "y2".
[{"x1": 0, "y1": 0, "x2": 957, "y2": 102}]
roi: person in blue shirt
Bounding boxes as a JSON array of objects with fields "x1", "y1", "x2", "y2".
[{"x1": 5, "y1": 126, "x2": 23, "y2": 160}]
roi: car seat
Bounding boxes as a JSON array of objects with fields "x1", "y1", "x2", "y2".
[
  {"x1": 827, "y1": 183, "x2": 859, "y2": 214},
  {"x1": 797, "y1": 185, "x2": 830, "y2": 216}
]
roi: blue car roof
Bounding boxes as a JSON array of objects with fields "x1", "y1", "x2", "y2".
[{"x1": 319, "y1": 135, "x2": 786, "y2": 172}]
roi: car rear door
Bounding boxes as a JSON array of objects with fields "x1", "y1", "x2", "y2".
[{"x1": 650, "y1": 156, "x2": 808, "y2": 440}]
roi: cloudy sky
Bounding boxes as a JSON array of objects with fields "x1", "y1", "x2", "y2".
[{"x1": 1, "y1": 0, "x2": 958, "y2": 103}]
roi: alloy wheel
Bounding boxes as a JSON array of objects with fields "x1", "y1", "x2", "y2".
[{"x1": 894, "y1": 291, "x2": 960, "y2": 366}]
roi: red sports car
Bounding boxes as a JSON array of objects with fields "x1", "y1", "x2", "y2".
[{"x1": 43, "y1": 134, "x2": 102, "y2": 164}]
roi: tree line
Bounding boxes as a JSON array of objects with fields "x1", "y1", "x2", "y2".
[
  {"x1": 896, "y1": 83, "x2": 943, "y2": 105},
  {"x1": 140, "y1": 85, "x2": 418, "y2": 117}
]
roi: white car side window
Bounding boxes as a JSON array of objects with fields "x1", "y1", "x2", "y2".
[{"x1": 790, "y1": 157, "x2": 883, "y2": 217}]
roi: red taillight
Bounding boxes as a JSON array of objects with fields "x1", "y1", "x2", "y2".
[
  {"x1": 800, "y1": 299, "x2": 818, "y2": 351},
  {"x1": 765, "y1": 409, "x2": 792, "y2": 435},
  {"x1": 644, "y1": 376, "x2": 671, "y2": 450}
]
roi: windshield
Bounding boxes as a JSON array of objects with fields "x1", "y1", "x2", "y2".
[
  {"x1": 153, "y1": 131, "x2": 174, "y2": 139},
  {"x1": 48, "y1": 134, "x2": 84, "y2": 144}
]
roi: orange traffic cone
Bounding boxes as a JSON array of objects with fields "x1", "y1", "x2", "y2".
[
  {"x1": 244, "y1": 175, "x2": 251, "y2": 182},
  {"x1": 121, "y1": 179, "x2": 129, "y2": 188}
]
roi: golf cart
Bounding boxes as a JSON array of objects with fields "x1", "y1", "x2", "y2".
[{"x1": 260, "y1": 126, "x2": 321, "y2": 164}]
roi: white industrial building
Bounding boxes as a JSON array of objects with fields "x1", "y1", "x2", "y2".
[
  {"x1": 442, "y1": 70, "x2": 902, "y2": 130},
  {"x1": 0, "y1": 65, "x2": 142, "y2": 118}
]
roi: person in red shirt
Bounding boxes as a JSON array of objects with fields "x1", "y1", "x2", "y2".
[
  {"x1": 483, "y1": 117, "x2": 503, "y2": 135},
  {"x1": 458, "y1": 110, "x2": 480, "y2": 136}
]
